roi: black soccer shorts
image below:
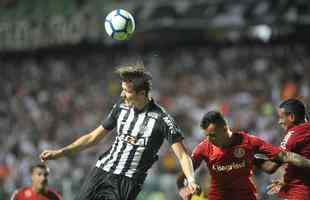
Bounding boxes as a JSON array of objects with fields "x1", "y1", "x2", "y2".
[{"x1": 75, "y1": 167, "x2": 143, "y2": 200}]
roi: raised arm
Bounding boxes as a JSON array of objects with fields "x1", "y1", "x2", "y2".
[{"x1": 40, "y1": 125, "x2": 109, "y2": 161}]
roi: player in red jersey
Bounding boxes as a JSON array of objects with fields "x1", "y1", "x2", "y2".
[
  {"x1": 258, "y1": 99, "x2": 310, "y2": 200},
  {"x1": 11, "y1": 164, "x2": 62, "y2": 200},
  {"x1": 177, "y1": 111, "x2": 310, "y2": 200}
]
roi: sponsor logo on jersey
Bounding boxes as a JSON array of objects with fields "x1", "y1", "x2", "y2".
[
  {"x1": 233, "y1": 147, "x2": 245, "y2": 158},
  {"x1": 163, "y1": 116, "x2": 177, "y2": 135},
  {"x1": 147, "y1": 112, "x2": 159, "y2": 119},
  {"x1": 280, "y1": 131, "x2": 294, "y2": 150},
  {"x1": 212, "y1": 160, "x2": 246, "y2": 172},
  {"x1": 118, "y1": 134, "x2": 147, "y2": 146}
]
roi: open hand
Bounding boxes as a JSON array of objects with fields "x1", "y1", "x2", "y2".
[{"x1": 267, "y1": 179, "x2": 284, "y2": 195}]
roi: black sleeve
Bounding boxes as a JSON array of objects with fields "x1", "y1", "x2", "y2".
[
  {"x1": 161, "y1": 114, "x2": 184, "y2": 144},
  {"x1": 102, "y1": 103, "x2": 119, "y2": 130}
]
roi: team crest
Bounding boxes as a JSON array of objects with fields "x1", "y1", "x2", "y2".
[
  {"x1": 233, "y1": 147, "x2": 245, "y2": 158},
  {"x1": 25, "y1": 190, "x2": 32, "y2": 198}
]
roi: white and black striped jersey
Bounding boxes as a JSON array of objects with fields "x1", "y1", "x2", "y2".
[{"x1": 95, "y1": 99, "x2": 184, "y2": 179}]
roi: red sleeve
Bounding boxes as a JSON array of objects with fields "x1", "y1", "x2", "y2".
[
  {"x1": 47, "y1": 188, "x2": 62, "y2": 200},
  {"x1": 191, "y1": 140, "x2": 208, "y2": 169},
  {"x1": 10, "y1": 188, "x2": 26, "y2": 200},
  {"x1": 55, "y1": 191, "x2": 62, "y2": 200},
  {"x1": 249, "y1": 134, "x2": 282, "y2": 160},
  {"x1": 284, "y1": 123, "x2": 310, "y2": 151}
]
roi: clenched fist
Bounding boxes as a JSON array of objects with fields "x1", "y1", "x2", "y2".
[{"x1": 40, "y1": 149, "x2": 64, "y2": 162}]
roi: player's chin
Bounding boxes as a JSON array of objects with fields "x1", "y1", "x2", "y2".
[
  {"x1": 281, "y1": 125, "x2": 288, "y2": 131},
  {"x1": 40, "y1": 181, "x2": 48, "y2": 188}
]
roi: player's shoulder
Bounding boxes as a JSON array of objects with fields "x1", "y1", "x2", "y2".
[
  {"x1": 291, "y1": 121, "x2": 310, "y2": 135},
  {"x1": 235, "y1": 130, "x2": 259, "y2": 145},
  {"x1": 46, "y1": 188, "x2": 62, "y2": 199},
  {"x1": 11, "y1": 187, "x2": 32, "y2": 199},
  {"x1": 238, "y1": 130, "x2": 250, "y2": 136},
  {"x1": 238, "y1": 130, "x2": 258, "y2": 139},
  {"x1": 284, "y1": 122, "x2": 310, "y2": 148},
  {"x1": 150, "y1": 100, "x2": 173, "y2": 119},
  {"x1": 17, "y1": 186, "x2": 32, "y2": 193},
  {"x1": 194, "y1": 139, "x2": 210, "y2": 152}
]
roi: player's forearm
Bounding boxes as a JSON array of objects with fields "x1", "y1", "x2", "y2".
[
  {"x1": 60, "y1": 126, "x2": 107, "y2": 156},
  {"x1": 277, "y1": 151, "x2": 310, "y2": 168},
  {"x1": 60, "y1": 134, "x2": 95, "y2": 156},
  {"x1": 178, "y1": 153, "x2": 196, "y2": 184},
  {"x1": 255, "y1": 160, "x2": 280, "y2": 174}
]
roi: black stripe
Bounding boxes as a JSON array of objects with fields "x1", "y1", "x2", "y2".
[
  {"x1": 133, "y1": 131, "x2": 161, "y2": 179},
  {"x1": 99, "y1": 137, "x2": 120, "y2": 168},
  {"x1": 110, "y1": 109, "x2": 138, "y2": 172},
  {"x1": 100, "y1": 108, "x2": 130, "y2": 169},
  {"x1": 132, "y1": 116, "x2": 165, "y2": 178},
  {"x1": 121, "y1": 114, "x2": 150, "y2": 175}
]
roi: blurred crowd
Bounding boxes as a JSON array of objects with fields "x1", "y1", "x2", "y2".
[{"x1": 0, "y1": 44, "x2": 309, "y2": 199}]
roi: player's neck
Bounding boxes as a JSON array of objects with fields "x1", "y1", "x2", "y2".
[
  {"x1": 134, "y1": 96, "x2": 149, "y2": 110},
  {"x1": 220, "y1": 129, "x2": 234, "y2": 148},
  {"x1": 32, "y1": 185, "x2": 45, "y2": 194}
]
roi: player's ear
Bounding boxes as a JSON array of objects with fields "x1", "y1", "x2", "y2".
[
  {"x1": 223, "y1": 125, "x2": 228, "y2": 132},
  {"x1": 288, "y1": 113, "x2": 295, "y2": 123}
]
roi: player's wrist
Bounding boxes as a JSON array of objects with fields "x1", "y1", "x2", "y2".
[{"x1": 185, "y1": 176, "x2": 196, "y2": 186}]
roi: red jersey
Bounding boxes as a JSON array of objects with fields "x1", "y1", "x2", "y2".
[
  {"x1": 191, "y1": 131, "x2": 281, "y2": 200},
  {"x1": 279, "y1": 121, "x2": 310, "y2": 200},
  {"x1": 11, "y1": 187, "x2": 62, "y2": 200}
]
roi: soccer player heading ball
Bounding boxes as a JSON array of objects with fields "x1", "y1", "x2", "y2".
[{"x1": 40, "y1": 64, "x2": 198, "y2": 200}]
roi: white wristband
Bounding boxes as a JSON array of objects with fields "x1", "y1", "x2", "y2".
[{"x1": 187, "y1": 177, "x2": 195, "y2": 184}]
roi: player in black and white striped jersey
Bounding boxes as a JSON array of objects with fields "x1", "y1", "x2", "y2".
[{"x1": 40, "y1": 64, "x2": 198, "y2": 200}]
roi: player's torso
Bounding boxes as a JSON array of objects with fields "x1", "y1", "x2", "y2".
[
  {"x1": 280, "y1": 122, "x2": 310, "y2": 198},
  {"x1": 206, "y1": 135, "x2": 255, "y2": 180},
  {"x1": 97, "y1": 103, "x2": 167, "y2": 177},
  {"x1": 205, "y1": 134, "x2": 258, "y2": 200},
  {"x1": 14, "y1": 187, "x2": 60, "y2": 200}
]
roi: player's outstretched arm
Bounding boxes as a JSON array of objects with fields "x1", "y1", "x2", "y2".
[
  {"x1": 275, "y1": 151, "x2": 310, "y2": 168},
  {"x1": 172, "y1": 142, "x2": 199, "y2": 196},
  {"x1": 254, "y1": 158, "x2": 280, "y2": 174},
  {"x1": 256, "y1": 150, "x2": 310, "y2": 173},
  {"x1": 40, "y1": 125, "x2": 109, "y2": 161}
]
